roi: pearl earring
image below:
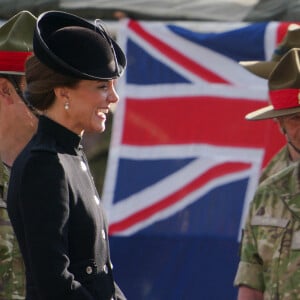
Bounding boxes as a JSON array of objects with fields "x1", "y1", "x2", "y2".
[{"x1": 64, "y1": 101, "x2": 70, "y2": 110}]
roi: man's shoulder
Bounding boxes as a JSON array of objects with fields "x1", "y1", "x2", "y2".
[
  {"x1": 259, "y1": 146, "x2": 289, "y2": 183},
  {"x1": 259, "y1": 162, "x2": 299, "y2": 193}
]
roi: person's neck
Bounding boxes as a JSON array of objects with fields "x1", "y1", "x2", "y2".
[
  {"x1": 287, "y1": 143, "x2": 300, "y2": 162},
  {"x1": 0, "y1": 140, "x2": 23, "y2": 167},
  {"x1": 0, "y1": 125, "x2": 36, "y2": 167},
  {"x1": 44, "y1": 111, "x2": 82, "y2": 136}
]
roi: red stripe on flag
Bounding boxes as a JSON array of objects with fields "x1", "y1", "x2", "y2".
[
  {"x1": 109, "y1": 161, "x2": 250, "y2": 234},
  {"x1": 128, "y1": 20, "x2": 229, "y2": 84},
  {"x1": 122, "y1": 96, "x2": 283, "y2": 147}
]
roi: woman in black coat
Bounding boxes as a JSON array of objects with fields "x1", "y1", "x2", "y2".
[{"x1": 7, "y1": 11, "x2": 127, "y2": 300}]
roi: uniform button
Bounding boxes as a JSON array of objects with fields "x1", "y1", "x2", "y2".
[
  {"x1": 103, "y1": 264, "x2": 108, "y2": 274},
  {"x1": 86, "y1": 266, "x2": 93, "y2": 274},
  {"x1": 102, "y1": 229, "x2": 106, "y2": 240}
]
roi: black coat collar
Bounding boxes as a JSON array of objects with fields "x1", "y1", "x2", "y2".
[{"x1": 37, "y1": 116, "x2": 82, "y2": 154}]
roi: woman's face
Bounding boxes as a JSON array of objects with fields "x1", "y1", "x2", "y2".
[{"x1": 67, "y1": 79, "x2": 119, "y2": 134}]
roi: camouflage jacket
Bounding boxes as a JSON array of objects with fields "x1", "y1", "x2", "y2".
[
  {"x1": 0, "y1": 162, "x2": 25, "y2": 299},
  {"x1": 234, "y1": 162, "x2": 300, "y2": 299}
]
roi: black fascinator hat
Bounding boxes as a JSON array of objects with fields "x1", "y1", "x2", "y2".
[{"x1": 33, "y1": 10, "x2": 126, "y2": 80}]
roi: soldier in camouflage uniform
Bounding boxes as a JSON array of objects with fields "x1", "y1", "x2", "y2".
[
  {"x1": 234, "y1": 48, "x2": 300, "y2": 299},
  {"x1": 0, "y1": 11, "x2": 38, "y2": 299},
  {"x1": 235, "y1": 24, "x2": 300, "y2": 299}
]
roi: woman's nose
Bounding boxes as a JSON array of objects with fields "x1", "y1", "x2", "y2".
[{"x1": 108, "y1": 86, "x2": 119, "y2": 104}]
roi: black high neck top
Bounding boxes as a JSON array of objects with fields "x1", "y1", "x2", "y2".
[{"x1": 37, "y1": 115, "x2": 82, "y2": 154}]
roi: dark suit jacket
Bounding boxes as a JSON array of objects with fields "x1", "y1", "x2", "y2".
[{"x1": 7, "y1": 116, "x2": 126, "y2": 300}]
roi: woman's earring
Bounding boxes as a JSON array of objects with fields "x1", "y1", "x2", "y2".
[{"x1": 64, "y1": 101, "x2": 70, "y2": 110}]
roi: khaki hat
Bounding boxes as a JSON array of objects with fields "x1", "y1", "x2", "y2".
[
  {"x1": 240, "y1": 23, "x2": 300, "y2": 79},
  {"x1": 0, "y1": 10, "x2": 36, "y2": 75},
  {"x1": 246, "y1": 48, "x2": 300, "y2": 120}
]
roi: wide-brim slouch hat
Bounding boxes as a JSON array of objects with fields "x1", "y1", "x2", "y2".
[
  {"x1": 240, "y1": 23, "x2": 300, "y2": 79},
  {"x1": 33, "y1": 10, "x2": 126, "y2": 80},
  {"x1": 0, "y1": 10, "x2": 36, "y2": 75},
  {"x1": 246, "y1": 48, "x2": 300, "y2": 120}
]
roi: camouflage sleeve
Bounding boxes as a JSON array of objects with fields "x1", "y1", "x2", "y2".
[
  {"x1": 0, "y1": 162, "x2": 25, "y2": 299},
  {"x1": 234, "y1": 200, "x2": 264, "y2": 292},
  {"x1": 0, "y1": 206, "x2": 25, "y2": 300}
]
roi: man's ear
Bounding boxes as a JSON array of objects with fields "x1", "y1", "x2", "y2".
[
  {"x1": 0, "y1": 78, "x2": 13, "y2": 103},
  {"x1": 275, "y1": 117, "x2": 286, "y2": 135}
]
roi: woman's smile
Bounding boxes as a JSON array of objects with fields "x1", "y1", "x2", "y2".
[{"x1": 96, "y1": 107, "x2": 109, "y2": 119}]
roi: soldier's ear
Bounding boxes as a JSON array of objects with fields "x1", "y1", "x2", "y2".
[
  {"x1": 0, "y1": 78, "x2": 13, "y2": 104},
  {"x1": 275, "y1": 117, "x2": 286, "y2": 135}
]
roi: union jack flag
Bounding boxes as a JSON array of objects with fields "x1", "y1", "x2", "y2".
[{"x1": 103, "y1": 20, "x2": 288, "y2": 299}]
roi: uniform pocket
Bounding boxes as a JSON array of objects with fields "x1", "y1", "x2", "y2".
[
  {"x1": 250, "y1": 215, "x2": 289, "y2": 266},
  {"x1": 251, "y1": 216, "x2": 289, "y2": 227}
]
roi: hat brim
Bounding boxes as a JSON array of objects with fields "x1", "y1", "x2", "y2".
[
  {"x1": 0, "y1": 70, "x2": 24, "y2": 75},
  {"x1": 246, "y1": 105, "x2": 300, "y2": 120},
  {"x1": 239, "y1": 61, "x2": 277, "y2": 79}
]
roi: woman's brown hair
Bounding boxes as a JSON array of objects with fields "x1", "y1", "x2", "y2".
[{"x1": 25, "y1": 55, "x2": 80, "y2": 111}]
